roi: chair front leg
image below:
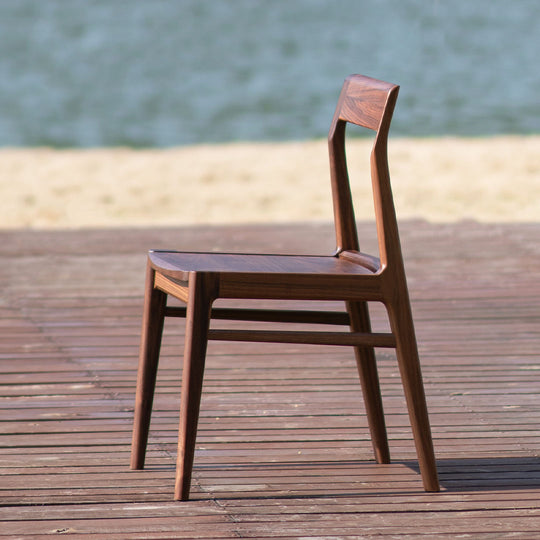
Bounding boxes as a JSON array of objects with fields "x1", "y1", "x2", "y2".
[
  {"x1": 131, "y1": 263, "x2": 167, "y2": 470},
  {"x1": 347, "y1": 301, "x2": 390, "y2": 464},
  {"x1": 175, "y1": 272, "x2": 218, "y2": 501}
]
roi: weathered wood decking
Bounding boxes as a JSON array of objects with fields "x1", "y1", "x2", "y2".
[{"x1": 1, "y1": 221, "x2": 539, "y2": 538}]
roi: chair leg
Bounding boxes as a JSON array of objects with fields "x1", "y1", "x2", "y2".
[
  {"x1": 347, "y1": 301, "x2": 390, "y2": 464},
  {"x1": 174, "y1": 272, "x2": 217, "y2": 501},
  {"x1": 387, "y1": 295, "x2": 440, "y2": 492},
  {"x1": 131, "y1": 263, "x2": 167, "y2": 470}
]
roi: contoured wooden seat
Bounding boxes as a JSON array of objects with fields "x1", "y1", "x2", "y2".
[{"x1": 130, "y1": 74, "x2": 440, "y2": 500}]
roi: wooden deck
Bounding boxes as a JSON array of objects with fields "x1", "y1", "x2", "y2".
[{"x1": 1, "y1": 221, "x2": 539, "y2": 538}]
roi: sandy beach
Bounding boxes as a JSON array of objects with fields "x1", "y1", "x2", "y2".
[{"x1": 0, "y1": 136, "x2": 538, "y2": 229}]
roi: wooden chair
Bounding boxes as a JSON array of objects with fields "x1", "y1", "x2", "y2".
[{"x1": 130, "y1": 74, "x2": 440, "y2": 500}]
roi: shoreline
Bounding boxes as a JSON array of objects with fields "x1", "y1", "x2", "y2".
[{"x1": 1, "y1": 135, "x2": 538, "y2": 229}]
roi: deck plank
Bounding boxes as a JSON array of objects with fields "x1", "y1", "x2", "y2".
[{"x1": 1, "y1": 221, "x2": 539, "y2": 538}]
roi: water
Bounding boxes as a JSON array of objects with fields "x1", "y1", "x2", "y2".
[{"x1": 0, "y1": 0, "x2": 538, "y2": 147}]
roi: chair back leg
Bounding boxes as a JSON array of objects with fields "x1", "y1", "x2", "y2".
[
  {"x1": 174, "y1": 272, "x2": 217, "y2": 501},
  {"x1": 386, "y1": 295, "x2": 440, "y2": 492},
  {"x1": 347, "y1": 301, "x2": 390, "y2": 464},
  {"x1": 131, "y1": 264, "x2": 167, "y2": 470}
]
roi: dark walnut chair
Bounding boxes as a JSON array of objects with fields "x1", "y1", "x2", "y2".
[{"x1": 130, "y1": 74, "x2": 440, "y2": 500}]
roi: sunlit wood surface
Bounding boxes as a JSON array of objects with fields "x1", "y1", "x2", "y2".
[{"x1": 1, "y1": 221, "x2": 539, "y2": 538}]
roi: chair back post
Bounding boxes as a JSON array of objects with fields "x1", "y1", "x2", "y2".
[
  {"x1": 328, "y1": 83, "x2": 360, "y2": 254},
  {"x1": 369, "y1": 83, "x2": 401, "y2": 270},
  {"x1": 328, "y1": 74, "x2": 402, "y2": 268}
]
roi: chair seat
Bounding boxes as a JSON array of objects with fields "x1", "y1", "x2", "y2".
[
  {"x1": 149, "y1": 251, "x2": 383, "y2": 301},
  {"x1": 149, "y1": 250, "x2": 377, "y2": 278}
]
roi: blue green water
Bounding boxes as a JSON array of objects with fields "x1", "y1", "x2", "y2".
[{"x1": 0, "y1": 0, "x2": 538, "y2": 147}]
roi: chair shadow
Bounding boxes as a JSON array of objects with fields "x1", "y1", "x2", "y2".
[
  {"x1": 199, "y1": 456, "x2": 540, "y2": 500},
  {"x1": 145, "y1": 456, "x2": 540, "y2": 501},
  {"x1": 406, "y1": 456, "x2": 540, "y2": 493}
]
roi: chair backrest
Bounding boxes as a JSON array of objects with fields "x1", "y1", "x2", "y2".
[{"x1": 328, "y1": 74, "x2": 401, "y2": 269}]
